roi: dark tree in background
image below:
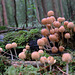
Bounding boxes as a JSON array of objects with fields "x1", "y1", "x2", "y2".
[
  {"x1": 1, "y1": 0, "x2": 8, "y2": 26},
  {"x1": 34, "y1": 0, "x2": 40, "y2": 23},
  {"x1": 25, "y1": 0, "x2": 28, "y2": 27},
  {"x1": 59, "y1": 0, "x2": 64, "y2": 17},
  {"x1": 51, "y1": 0, "x2": 58, "y2": 18},
  {"x1": 41, "y1": 0, "x2": 47, "y2": 17},
  {"x1": 13, "y1": 0, "x2": 18, "y2": 27}
]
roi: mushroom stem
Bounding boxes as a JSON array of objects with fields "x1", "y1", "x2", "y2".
[
  {"x1": 44, "y1": 63, "x2": 47, "y2": 73},
  {"x1": 10, "y1": 50, "x2": 13, "y2": 60},
  {"x1": 66, "y1": 63, "x2": 69, "y2": 74},
  {"x1": 14, "y1": 48, "x2": 17, "y2": 57},
  {"x1": 36, "y1": 60, "x2": 39, "y2": 68},
  {"x1": 50, "y1": 65, "x2": 52, "y2": 72}
]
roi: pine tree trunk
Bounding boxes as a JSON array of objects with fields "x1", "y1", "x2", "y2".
[
  {"x1": 51, "y1": 0, "x2": 58, "y2": 18},
  {"x1": 34, "y1": 0, "x2": 40, "y2": 23},
  {"x1": 13, "y1": 0, "x2": 18, "y2": 27},
  {"x1": 1, "y1": 0, "x2": 8, "y2": 26},
  {"x1": 59, "y1": 0, "x2": 64, "y2": 17},
  {"x1": 25, "y1": 0, "x2": 28, "y2": 27},
  {"x1": 41, "y1": 0, "x2": 47, "y2": 17}
]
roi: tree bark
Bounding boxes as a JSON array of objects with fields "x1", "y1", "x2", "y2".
[
  {"x1": 34, "y1": 0, "x2": 40, "y2": 23},
  {"x1": 1, "y1": 0, "x2": 8, "y2": 26},
  {"x1": 25, "y1": 0, "x2": 28, "y2": 27},
  {"x1": 51, "y1": 0, "x2": 58, "y2": 18},
  {"x1": 0, "y1": 12, "x2": 3, "y2": 26},
  {"x1": 13, "y1": 0, "x2": 18, "y2": 27},
  {"x1": 41, "y1": 0, "x2": 47, "y2": 17},
  {"x1": 59, "y1": 0, "x2": 64, "y2": 17}
]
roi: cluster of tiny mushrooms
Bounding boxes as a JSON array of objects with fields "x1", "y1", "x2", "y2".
[{"x1": 0, "y1": 10, "x2": 74, "y2": 74}]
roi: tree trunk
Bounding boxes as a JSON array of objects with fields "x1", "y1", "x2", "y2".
[
  {"x1": 25, "y1": 0, "x2": 28, "y2": 27},
  {"x1": 13, "y1": 0, "x2": 18, "y2": 27},
  {"x1": 34, "y1": 0, "x2": 40, "y2": 23},
  {"x1": 41, "y1": 0, "x2": 47, "y2": 17},
  {"x1": 0, "y1": 13, "x2": 3, "y2": 26},
  {"x1": 59, "y1": 0, "x2": 64, "y2": 17},
  {"x1": 51, "y1": 0, "x2": 58, "y2": 18},
  {"x1": 1, "y1": 0, "x2": 8, "y2": 26}
]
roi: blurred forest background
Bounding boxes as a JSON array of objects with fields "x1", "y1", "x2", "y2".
[{"x1": 0, "y1": 0, "x2": 75, "y2": 28}]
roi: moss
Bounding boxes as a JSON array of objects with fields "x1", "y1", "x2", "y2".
[
  {"x1": 0, "y1": 26, "x2": 7, "y2": 31},
  {"x1": 3, "y1": 29, "x2": 41, "y2": 48}
]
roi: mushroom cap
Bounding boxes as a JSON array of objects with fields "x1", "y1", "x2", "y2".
[
  {"x1": 64, "y1": 21, "x2": 69, "y2": 26},
  {"x1": 31, "y1": 51, "x2": 40, "y2": 60},
  {"x1": 40, "y1": 56, "x2": 47, "y2": 64},
  {"x1": 41, "y1": 29, "x2": 49, "y2": 36},
  {"x1": 0, "y1": 47, "x2": 3, "y2": 53},
  {"x1": 62, "y1": 53, "x2": 72, "y2": 63},
  {"x1": 59, "y1": 46, "x2": 65, "y2": 52},
  {"x1": 12, "y1": 42, "x2": 17, "y2": 48},
  {"x1": 50, "y1": 16, "x2": 56, "y2": 22},
  {"x1": 57, "y1": 17, "x2": 65, "y2": 22},
  {"x1": 65, "y1": 33, "x2": 70, "y2": 39},
  {"x1": 37, "y1": 39, "x2": 45, "y2": 46},
  {"x1": 46, "y1": 24, "x2": 51, "y2": 30},
  {"x1": 46, "y1": 17, "x2": 53, "y2": 24},
  {"x1": 52, "y1": 46, "x2": 58, "y2": 53},
  {"x1": 26, "y1": 45, "x2": 30, "y2": 50},
  {"x1": 49, "y1": 34, "x2": 57, "y2": 41},
  {"x1": 53, "y1": 21, "x2": 61, "y2": 27},
  {"x1": 19, "y1": 52, "x2": 26, "y2": 60},
  {"x1": 23, "y1": 49, "x2": 27, "y2": 52},
  {"x1": 73, "y1": 27, "x2": 75, "y2": 32},
  {"x1": 41, "y1": 37, "x2": 48, "y2": 44},
  {"x1": 5, "y1": 44, "x2": 12, "y2": 49},
  {"x1": 38, "y1": 50, "x2": 44, "y2": 55},
  {"x1": 47, "y1": 56, "x2": 54, "y2": 65},
  {"x1": 54, "y1": 28, "x2": 59, "y2": 33},
  {"x1": 47, "y1": 10, "x2": 54, "y2": 17},
  {"x1": 50, "y1": 29, "x2": 55, "y2": 34},
  {"x1": 41, "y1": 18, "x2": 47, "y2": 25},
  {"x1": 39, "y1": 46, "x2": 43, "y2": 49},
  {"x1": 59, "y1": 26, "x2": 65, "y2": 32},
  {"x1": 67, "y1": 22, "x2": 74, "y2": 28}
]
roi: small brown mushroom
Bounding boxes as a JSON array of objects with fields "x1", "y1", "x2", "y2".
[
  {"x1": 67, "y1": 22, "x2": 74, "y2": 29},
  {"x1": 23, "y1": 49, "x2": 27, "y2": 52},
  {"x1": 37, "y1": 39, "x2": 45, "y2": 46},
  {"x1": 40, "y1": 56, "x2": 47, "y2": 68},
  {"x1": 41, "y1": 29, "x2": 49, "y2": 36},
  {"x1": 38, "y1": 50, "x2": 44, "y2": 56},
  {"x1": 59, "y1": 46, "x2": 65, "y2": 52},
  {"x1": 19, "y1": 52, "x2": 26, "y2": 60},
  {"x1": 31, "y1": 51, "x2": 40, "y2": 68},
  {"x1": 64, "y1": 21, "x2": 69, "y2": 26},
  {"x1": 50, "y1": 29, "x2": 55, "y2": 34},
  {"x1": 39, "y1": 46, "x2": 44, "y2": 50},
  {"x1": 53, "y1": 21, "x2": 61, "y2": 27},
  {"x1": 62, "y1": 53, "x2": 72, "y2": 74},
  {"x1": 47, "y1": 10, "x2": 54, "y2": 17},
  {"x1": 26, "y1": 44, "x2": 30, "y2": 50},
  {"x1": 12, "y1": 42, "x2": 17, "y2": 57},
  {"x1": 5, "y1": 44, "x2": 13, "y2": 60},
  {"x1": 47, "y1": 56, "x2": 55, "y2": 71},
  {"x1": 41, "y1": 37, "x2": 48, "y2": 45},
  {"x1": 52, "y1": 46, "x2": 58, "y2": 53},
  {"x1": 41, "y1": 18, "x2": 47, "y2": 25},
  {"x1": 46, "y1": 17, "x2": 53, "y2": 24}
]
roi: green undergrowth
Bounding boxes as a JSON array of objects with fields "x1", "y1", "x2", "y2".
[
  {"x1": 0, "y1": 26, "x2": 7, "y2": 31},
  {"x1": 2, "y1": 29, "x2": 41, "y2": 50}
]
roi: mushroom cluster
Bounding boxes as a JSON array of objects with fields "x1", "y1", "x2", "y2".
[{"x1": 37, "y1": 10, "x2": 75, "y2": 53}]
